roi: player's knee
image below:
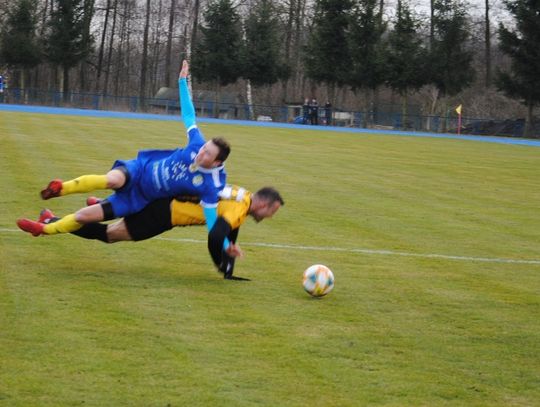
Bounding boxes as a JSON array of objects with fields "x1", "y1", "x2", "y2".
[
  {"x1": 106, "y1": 221, "x2": 132, "y2": 243},
  {"x1": 105, "y1": 227, "x2": 122, "y2": 243},
  {"x1": 106, "y1": 169, "x2": 126, "y2": 189},
  {"x1": 75, "y1": 206, "x2": 104, "y2": 224},
  {"x1": 74, "y1": 210, "x2": 92, "y2": 224}
]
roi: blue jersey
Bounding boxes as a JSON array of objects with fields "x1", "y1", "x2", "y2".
[
  {"x1": 107, "y1": 126, "x2": 226, "y2": 218},
  {"x1": 138, "y1": 126, "x2": 225, "y2": 207}
]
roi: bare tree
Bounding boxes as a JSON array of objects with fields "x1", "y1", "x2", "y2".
[
  {"x1": 103, "y1": 0, "x2": 118, "y2": 94},
  {"x1": 293, "y1": 0, "x2": 307, "y2": 98},
  {"x1": 80, "y1": 0, "x2": 96, "y2": 91},
  {"x1": 189, "y1": 0, "x2": 201, "y2": 58},
  {"x1": 164, "y1": 0, "x2": 176, "y2": 87},
  {"x1": 280, "y1": 0, "x2": 296, "y2": 102},
  {"x1": 95, "y1": 0, "x2": 112, "y2": 92},
  {"x1": 484, "y1": 0, "x2": 491, "y2": 87},
  {"x1": 139, "y1": 0, "x2": 151, "y2": 107}
]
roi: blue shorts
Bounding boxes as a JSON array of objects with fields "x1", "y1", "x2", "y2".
[{"x1": 105, "y1": 159, "x2": 149, "y2": 218}]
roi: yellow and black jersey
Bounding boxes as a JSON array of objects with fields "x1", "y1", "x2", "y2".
[{"x1": 170, "y1": 185, "x2": 251, "y2": 229}]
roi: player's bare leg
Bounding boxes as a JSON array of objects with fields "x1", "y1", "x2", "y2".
[{"x1": 105, "y1": 220, "x2": 134, "y2": 243}]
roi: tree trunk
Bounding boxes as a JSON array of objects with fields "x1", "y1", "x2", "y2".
[
  {"x1": 40, "y1": 0, "x2": 49, "y2": 37},
  {"x1": 524, "y1": 101, "x2": 534, "y2": 138},
  {"x1": 150, "y1": 0, "x2": 164, "y2": 94},
  {"x1": 139, "y1": 0, "x2": 151, "y2": 110},
  {"x1": 19, "y1": 69, "x2": 26, "y2": 90},
  {"x1": 50, "y1": 64, "x2": 58, "y2": 91},
  {"x1": 401, "y1": 91, "x2": 408, "y2": 130},
  {"x1": 188, "y1": 0, "x2": 201, "y2": 59},
  {"x1": 427, "y1": 86, "x2": 439, "y2": 131},
  {"x1": 125, "y1": 11, "x2": 132, "y2": 95},
  {"x1": 62, "y1": 65, "x2": 70, "y2": 102},
  {"x1": 80, "y1": 0, "x2": 95, "y2": 92},
  {"x1": 327, "y1": 83, "x2": 335, "y2": 106},
  {"x1": 440, "y1": 99, "x2": 448, "y2": 133},
  {"x1": 293, "y1": 0, "x2": 306, "y2": 97},
  {"x1": 58, "y1": 67, "x2": 63, "y2": 93},
  {"x1": 281, "y1": 0, "x2": 295, "y2": 103},
  {"x1": 214, "y1": 80, "x2": 221, "y2": 118},
  {"x1": 484, "y1": 0, "x2": 492, "y2": 87},
  {"x1": 103, "y1": 0, "x2": 118, "y2": 95},
  {"x1": 95, "y1": 0, "x2": 112, "y2": 92},
  {"x1": 430, "y1": 0, "x2": 435, "y2": 49},
  {"x1": 246, "y1": 79, "x2": 254, "y2": 120},
  {"x1": 114, "y1": 0, "x2": 130, "y2": 96},
  {"x1": 164, "y1": 0, "x2": 176, "y2": 87}
]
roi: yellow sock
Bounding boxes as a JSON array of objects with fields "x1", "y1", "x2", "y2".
[
  {"x1": 60, "y1": 175, "x2": 108, "y2": 196},
  {"x1": 43, "y1": 214, "x2": 83, "y2": 235}
]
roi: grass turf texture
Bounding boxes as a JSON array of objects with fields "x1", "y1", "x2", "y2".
[{"x1": 1, "y1": 111, "x2": 539, "y2": 406}]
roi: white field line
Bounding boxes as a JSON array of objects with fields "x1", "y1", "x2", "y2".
[
  {"x1": 3, "y1": 227, "x2": 539, "y2": 265},
  {"x1": 156, "y1": 237, "x2": 540, "y2": 265}
]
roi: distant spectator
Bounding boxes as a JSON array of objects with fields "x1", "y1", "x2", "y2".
[
  {"x1": 324, "y1": 101, "x2": 332, "y2": 126},
  {"x1": 302, "y1": 98, "x2": 310, "y2": 124},
  {"x1": 309, "y1": 98, "x2": 319, "y2": 125}
]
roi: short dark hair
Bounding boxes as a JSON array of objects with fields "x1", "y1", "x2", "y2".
[
  {"x1": 254, "y1": 187, "x2": 284, "y2": 206},
  {"x1": 211, "y1": 137, "x2": 231, "y2": 162}
]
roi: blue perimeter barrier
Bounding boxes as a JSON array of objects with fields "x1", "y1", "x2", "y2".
[{"x1": 2, "y1": 103, "x2": 540, "y2": 148}]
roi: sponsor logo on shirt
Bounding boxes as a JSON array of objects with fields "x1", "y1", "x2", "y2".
[{"x1": 192, "y1": 175, "x2": 203, "y2": 187}]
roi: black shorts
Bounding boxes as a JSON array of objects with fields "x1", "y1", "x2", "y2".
[{"x1": 124, "y1": 198, "x2": 174, "y2": 241}]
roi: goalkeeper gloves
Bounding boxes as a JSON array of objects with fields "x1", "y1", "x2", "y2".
[{"x1": 218, "y1": 253, "x2": 250, "y2": 281}]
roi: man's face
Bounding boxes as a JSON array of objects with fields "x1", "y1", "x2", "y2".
[
  {"x1": 251, "y1": 200, "x2": 281, "y2": 223},
  {"x1": 195, "y1": 140, "x2": 220, "y2": 168}
]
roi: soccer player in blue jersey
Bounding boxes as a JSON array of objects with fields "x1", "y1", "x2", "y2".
[{"x1": 17, "y1": 61, "x2": 231, "y2": 238}]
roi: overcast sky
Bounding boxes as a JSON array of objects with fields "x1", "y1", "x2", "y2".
[{"x1": 385, "y1": 0, "x2": 511, "y2": 24}]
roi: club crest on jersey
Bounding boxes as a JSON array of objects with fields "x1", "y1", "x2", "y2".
[
  {"x1": 192, "y1": 174, "x2": 203, "y2": 186},
  {"x1": 189, "y1": 163, "x2": 198, "y2": 173}
]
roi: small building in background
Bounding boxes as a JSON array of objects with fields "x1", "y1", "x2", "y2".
[{"x1": 151, "y1": 87, "x2": 241, "y2": 119}]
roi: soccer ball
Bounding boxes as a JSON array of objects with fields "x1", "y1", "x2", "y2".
[{"x1": 303, "y1": 264, "x2": 334, "y2": 297}]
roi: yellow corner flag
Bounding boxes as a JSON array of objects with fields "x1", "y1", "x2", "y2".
[{"x1": 455, "y1": 104, "x2": 462, "y2": 115}]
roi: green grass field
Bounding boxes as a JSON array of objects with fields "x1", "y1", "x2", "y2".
[{"x1": 1, "y1": 111, "x2": 539, "y2": 406}]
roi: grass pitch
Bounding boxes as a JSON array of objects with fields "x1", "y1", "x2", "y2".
[{"x1": 1, "y1": 111, "x2": 539, "y2": 406}]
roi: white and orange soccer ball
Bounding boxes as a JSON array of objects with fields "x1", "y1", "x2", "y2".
[{"x1": 302, "y1": 264, "x2": 334, "y2": 297}]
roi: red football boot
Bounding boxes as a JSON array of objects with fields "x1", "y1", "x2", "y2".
[
  {"x1": 40, "y1": 179, "x2": 63, "y2": 200},
  {"x1": 37, "y1": 209, "x2": 56, "y2": 224},
  {"x1": 16, "y1": 218, "x2": 45, "y2": 236}
]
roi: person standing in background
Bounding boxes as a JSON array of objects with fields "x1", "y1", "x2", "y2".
[
  {"x1": 309, "y1": 98, "x2": 319, "y2": 125},
  {"x1": 324, "y1": 101, "x2": 332, "y2": 126},
  {"x1": 302, "y1": 98, "x2": 310, "y2": 124}
]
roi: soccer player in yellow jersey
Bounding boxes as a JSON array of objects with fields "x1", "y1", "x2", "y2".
[{"x1": 36, "y1": 185, "x2": 284, "y2": 280}]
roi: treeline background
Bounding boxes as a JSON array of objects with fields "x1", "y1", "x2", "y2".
[{"x1": 0, "y1": 0, "x2": 539, "y2": 135}]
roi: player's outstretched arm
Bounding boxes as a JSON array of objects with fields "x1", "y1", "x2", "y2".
[
  {"x1": 178, "y1": 60, "x2": 196, "y2": 130},
  {"x1": 208, "y1": 218, "x2": 244, "y2": 278}
]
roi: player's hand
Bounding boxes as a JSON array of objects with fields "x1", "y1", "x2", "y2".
[
  {"x1": 218, "y1": 250, "x2": 250, "y2": 281},
  {"x1": 179, "y1": 60, "x2": 189, "y2": 79},
  {"x1": 226, "y1": 243, "x2": 244, "y2": 258},
  {"x1": 218, "y1": 253, "x2": 235, "y2": 277}
]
